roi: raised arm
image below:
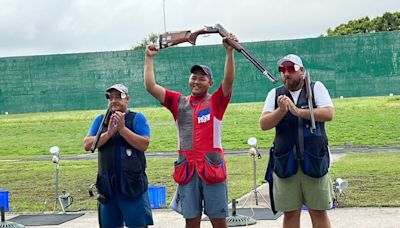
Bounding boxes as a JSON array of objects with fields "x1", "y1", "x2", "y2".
[
  {"x1": 144, "y1": 44, "x2": 166, "y2": 104},
  {"x1": 221, "y1": 35, "x2": 237, "y2": 97}
]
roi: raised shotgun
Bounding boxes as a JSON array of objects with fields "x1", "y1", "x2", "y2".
[{"x1": 159, "y1": 24, "x2": 278, "y2": 84}]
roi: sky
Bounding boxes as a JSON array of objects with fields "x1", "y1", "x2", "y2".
[{"x1": 1, "y1": 0, "x2": 399, "y2": 57}]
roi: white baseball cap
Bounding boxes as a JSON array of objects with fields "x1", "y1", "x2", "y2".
[
  {"x1": 277, "y1": 54, "x2": 303, "y2": 67},
  {"x1": 106, "y1": 83, "x2": 129, "y2": 95}
]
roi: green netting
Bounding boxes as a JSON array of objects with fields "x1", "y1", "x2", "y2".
[{"x1": 0, "y1": 31, "x2": 399, "y2": 114}]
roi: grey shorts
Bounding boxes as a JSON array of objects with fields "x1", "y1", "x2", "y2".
[{"x1": 170, "y1": 170, "x2": 229, "y2": 219}]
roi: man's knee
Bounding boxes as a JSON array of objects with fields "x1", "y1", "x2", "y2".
[
  {"x1": 284, "y1": 209, "x2": 301, "y2": 218},
  {"x1": 308, "y1": 209, "x2": 331, "y2": 228},
  {"x1": 210, "y1": 218, "x2": 227, "y2": 228},
  {"x1": 185, "y1": 216, "x2": 201, "y2": 228},
  {"x1": 308, "y1": 209, "x2": 329, "y2": 218}
]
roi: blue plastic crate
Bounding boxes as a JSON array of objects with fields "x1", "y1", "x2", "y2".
[
  {"x1": 148, "y1": 186, "x2": 166, "y2": 209},
  {"x1": 0, "y1": 190, "x2": 9, "y2": 212}
]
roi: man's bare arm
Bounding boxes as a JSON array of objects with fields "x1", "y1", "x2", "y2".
[
  {"x1": 221, "y1": 36, "x2": 236, "y2": 97},
  {"x1": 288, "y1": 105, "x2": 334, "y2": 122},
  {"x1": 119, "y1": 128, "x2": 150, "y2": 152},
  {"x1": 83, "y1": 133, "x2": 111, "y2": 152},
  {"x1": 144, "y1": 44, "x2": 166, "y2": 104},
  {"x1": 259, "y1": 108, "x2": 287, "y2": 131},
  {"x1": 259, "y1": 95, "x2": 290, "y2": 131}
]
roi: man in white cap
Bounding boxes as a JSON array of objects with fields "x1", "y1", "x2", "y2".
[
  {"x1": 259, "y1": 54, "x2": 334, "y2": 228},
  {"x1": 83, "y1": 83, "x2": 153, "y2": 228},
  {"x1": 144, "y1": 33, "x2": 238, "y2": 228}
]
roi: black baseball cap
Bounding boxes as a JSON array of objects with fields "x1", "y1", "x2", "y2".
[{"x1": 190, "y1": 64, "x2": 213, "y2": 79}]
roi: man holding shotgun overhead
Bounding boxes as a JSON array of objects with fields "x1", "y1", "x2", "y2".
[
  {"x1": 260, "y1": 54, "x2": 334, "y2": 228},
  {"x1": 144, "y1": 33, "x2": 238, "y2": 228}
]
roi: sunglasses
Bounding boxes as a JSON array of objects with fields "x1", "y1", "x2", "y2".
[{"x1": 278, "y1": 65, "x2": 300, "y2": 73}]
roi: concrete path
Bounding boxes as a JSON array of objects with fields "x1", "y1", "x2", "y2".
[{"x1": 5, "y1": 207, "x2": 400, "y2": 228}]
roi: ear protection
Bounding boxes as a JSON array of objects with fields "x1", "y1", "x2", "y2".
[{"x1": 294, "y1": 65, "x2": 301, "y2": 71}]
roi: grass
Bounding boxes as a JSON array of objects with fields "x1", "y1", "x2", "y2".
[
  {"x1": 0, "y1": 96, "x2": 399, "y2": 211},
  {"x1": 330, "y1": 152, "x2": 400, "y2": 207},
  {"x1": 0, "y1": 96, "x2": 399, "y2": 159},
  {"x1": 1, "y1": 152, "x2": 399, "y2": 212},
  {"x1": 328, "y1": 96, "x2": 400, "y2": 147},
  {"x1": 0, "y1": 156, "x2": 268, "y2": 212}
]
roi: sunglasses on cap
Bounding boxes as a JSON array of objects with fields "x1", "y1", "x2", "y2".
[
  {"x1": 278, "y1": 65, "x2": 301, "y2": 73},
  {"x1": 105, "y1": 92, "x2": 126, "y2": 100}
]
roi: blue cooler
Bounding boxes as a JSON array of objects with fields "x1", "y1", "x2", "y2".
[{"x1": 0, "y1": 190, "x2": 9, "y2": 212}]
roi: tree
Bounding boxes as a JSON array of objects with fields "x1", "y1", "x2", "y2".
[
  {"x1": 131, "y1": 33, "x2": 159, "y2": 50},
  {"x1": 325, "y1": 11, "x2": 400, "y2": 36}
]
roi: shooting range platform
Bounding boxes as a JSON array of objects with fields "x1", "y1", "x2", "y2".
[{"x1": 8, "y1": 213, "x2": 85, "y2": 226}]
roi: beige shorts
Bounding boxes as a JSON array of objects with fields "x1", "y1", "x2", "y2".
[{"x1": 272, "y1": 165, "x2": 334, "y2": 212}]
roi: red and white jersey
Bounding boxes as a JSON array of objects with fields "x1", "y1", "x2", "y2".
[{"x1": 163, "y1": 85, "x2": 231, "y2": 184}]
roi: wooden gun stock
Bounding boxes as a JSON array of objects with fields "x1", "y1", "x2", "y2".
[
  {"x1": 159, "y1": 26, "x2": 219, "y2": 49},
  {"x1": 159, "y1": 30, "x2": 192, "y2": 49}
]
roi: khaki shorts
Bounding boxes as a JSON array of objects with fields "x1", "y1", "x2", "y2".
[{"x1": 272, "y1": 165, "x2": 334, "y2": 212}]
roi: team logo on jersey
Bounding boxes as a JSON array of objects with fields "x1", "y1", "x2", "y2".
[
  {"x1": 126, "y1": 149, "x2": 132, "y2": 157},
  {"x1": 197, "y1": 108, "x2": 210, "y2": 123}
]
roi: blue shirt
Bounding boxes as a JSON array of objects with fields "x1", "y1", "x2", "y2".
[{"x1": 87, "y1": 111, "x2": 150, "y2": 138}]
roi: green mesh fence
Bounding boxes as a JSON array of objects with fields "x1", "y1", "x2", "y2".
[{"x1": 0, "y1": 31, "x2": 399, "y2": 114}]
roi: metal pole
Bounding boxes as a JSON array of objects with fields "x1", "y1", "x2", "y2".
[
  {"x1": 1, "y1": 206, "x2": 5, "y2": 222},
  {"x1": 54, "y1": 163, "x2": 59, "y2": 211},
  {"x1": 253, "y1": 155, "x2": 258, "y2": 205},
  {"x1": 162, "y1": 0, "x2": 167, "y2": 32}
]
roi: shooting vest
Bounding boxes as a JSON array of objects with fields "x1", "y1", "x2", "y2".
[
  {"x1": 96, "y1": 111, "x2": 148, "y2": 199},
  {"x1": 271, "y1": 82, "x2": 330, "y2": 178},
  {"x1": 173, "y1": 94, "x2": 227, "y2": 185}
]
